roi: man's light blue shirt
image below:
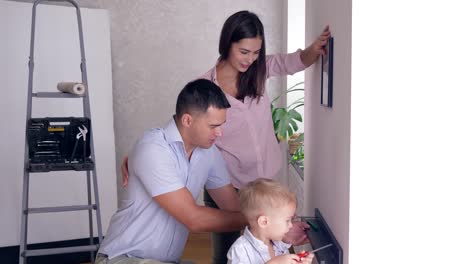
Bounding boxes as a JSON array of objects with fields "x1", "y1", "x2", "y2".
[{"x1": 99, "y1": 118, "x2": 230, "y2": 262}]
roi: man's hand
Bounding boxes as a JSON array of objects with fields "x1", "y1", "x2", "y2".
[
  {"x1": 121, "y1": 156, "x2": 129, "y2": 187},
  {"x1": 283, "y1": 221, "x2": 310, "y2": 246}
]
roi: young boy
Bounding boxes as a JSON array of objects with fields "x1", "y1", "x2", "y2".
[{"x1": 227, "y1": 178, "x2": 314, "y2": 264}]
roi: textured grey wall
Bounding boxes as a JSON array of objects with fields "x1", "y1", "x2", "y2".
[{"x1": 77, "y1": 0, "x2": 288, "y2": 201}]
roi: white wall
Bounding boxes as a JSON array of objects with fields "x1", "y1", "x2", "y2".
[
  {"x1": 0, "y1": 1, "x2": 117, "y2": 246},
  {"x1": 349, "y1": 1, "x2": 468, "y2": 263},
  {"x1": 304, "y1": 0, "x2": 352, "y2": 263},
  {"x1": 304, "y1": 0, "x2": 468, "y2": 264}
]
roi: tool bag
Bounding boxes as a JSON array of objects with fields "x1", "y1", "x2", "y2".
[{"x1": 27, "y1": 117, "x2": 94, "y2": 172}]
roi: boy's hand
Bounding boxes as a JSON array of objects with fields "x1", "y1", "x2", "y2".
[{"x1": 296, "y1": 251, "x2": 314, "y2": 264}]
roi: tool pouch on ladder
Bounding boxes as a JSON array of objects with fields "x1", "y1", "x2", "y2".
[{"x1": 27, "y1": 117, "x2": 94, "y2": 172}]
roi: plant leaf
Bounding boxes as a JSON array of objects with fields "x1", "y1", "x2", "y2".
[
  {"x1": 296, "y1": 133, "x2": 304, "y2": 142},
  {"x1": 289, "y1": 109, "x2": 302, "y2": 122},
  {"x1": 290, "y1": 119, "x2": 298, "y2": 131},
  {"x1": 290, "y1": 103, "x2": 304, "y2": 110},
  {"x1": 271, "y1": 81, "x2": 304, "y2": 103}
]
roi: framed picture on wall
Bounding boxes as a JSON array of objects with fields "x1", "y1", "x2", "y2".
[{"x1": 321, "y1": 37, "x2": 334, "y2": 107}]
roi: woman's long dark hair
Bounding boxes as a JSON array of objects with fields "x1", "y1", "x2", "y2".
[{"x1": 218, "y1": 11, "x2": 266, "y2": 100}]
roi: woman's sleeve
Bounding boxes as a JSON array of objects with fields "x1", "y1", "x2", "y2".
[{"x1": 266, "y1": 49, "x2": 307, "y2": 78}]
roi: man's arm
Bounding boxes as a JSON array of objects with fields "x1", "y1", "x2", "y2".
[
  {"x1": 121, "y1": 156, "x2": 129, "y2": 187},
  {"x1": 154, "y1": 187, "x2": 247, "y2": 233},
  {"x1": 206, "y1": 184, "x2": 240, "y2": 211}
]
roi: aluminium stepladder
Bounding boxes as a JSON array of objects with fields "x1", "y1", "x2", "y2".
[{"x1": 19, "y1": 0, "x2": 103, "y2": 263}]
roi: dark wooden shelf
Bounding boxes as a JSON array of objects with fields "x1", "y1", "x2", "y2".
[{"x1": 304, "y1": 209, "x2": 343, "y2": 264}]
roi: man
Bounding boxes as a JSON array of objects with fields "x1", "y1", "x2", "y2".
[{"x1": 96, "y1": 79, "x2": 246, "y2": 264}]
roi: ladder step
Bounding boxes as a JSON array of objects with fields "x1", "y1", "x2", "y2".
[
  {"x1": 28, "y1": 160, "x2": 95, "y2": 173},
  {"x1": 23, "y1": 245, "x2": 99, "y2": 257},
  {"x1": 27, "y1": 205, "x2": 96, "y2": 214},
  {"x1": 32, "y1": 92, "x2": 84, "y2": 98}
]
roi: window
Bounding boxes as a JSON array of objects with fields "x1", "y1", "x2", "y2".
[
  {"x1": 287, "y1": 0, "x2": 305, "y2": 134},
  {"x1": 287, "y1": 0, "x2": 305, "y2": 171}
]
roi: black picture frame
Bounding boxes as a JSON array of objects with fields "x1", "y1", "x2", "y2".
[{"x1": 321, "y1": 37, "x2": 334, "y2": 107}]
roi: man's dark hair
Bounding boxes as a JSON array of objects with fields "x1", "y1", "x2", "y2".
[{"x1": 175, "y1": 79, "x2": 231, "y2": 119}]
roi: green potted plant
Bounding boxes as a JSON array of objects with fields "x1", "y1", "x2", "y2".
[
  {"x1": 271, "y1": 82, "x2": 304, "y2": 141},
  {"x1": 271, "y1": 82, "x2": 304, "y2": 166}
]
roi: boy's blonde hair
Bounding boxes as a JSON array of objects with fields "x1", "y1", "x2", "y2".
[{"x1": 239, "y1": 178, "x2": 296, "y2": 221}]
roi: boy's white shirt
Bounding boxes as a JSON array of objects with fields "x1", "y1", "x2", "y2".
[{"x1": 227, "y1": 226, "x2": 291, "y2": 264}]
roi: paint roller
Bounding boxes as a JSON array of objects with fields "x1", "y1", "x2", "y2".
[{"x1": 57, "y1": 82, "x2": 86, "y2": 96}]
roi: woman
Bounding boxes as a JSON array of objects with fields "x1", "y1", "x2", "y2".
[{"x1": 123, "y1": 11, "x2": 331, "y2": 264}]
